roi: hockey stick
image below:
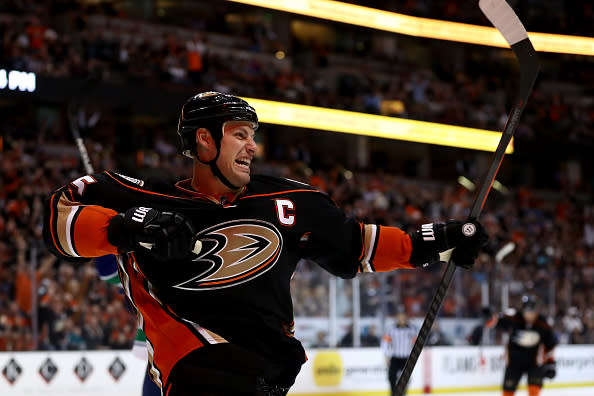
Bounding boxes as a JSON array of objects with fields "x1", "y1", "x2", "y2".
[
  {"x1": 66, "y1": 80, "x2": 155, "y2": 380},
  {"x1": 67, "y1": 79, "x2": 202, "y2": 256},
  {"x1": 67, "y1": 78, "x2": 100, "y2": 174},
  {"x1": 393, "y1": 1, "x2": 539, "y2": 394},
  {"x1": 495, "y1": 241, "x2": 516, "y2": 264},
  {"x1": 66, "y1": 79, "x2": 123, "y2": 280}
]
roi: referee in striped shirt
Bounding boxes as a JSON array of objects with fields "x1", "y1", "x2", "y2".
[{"x1": 381, "y1": 306, "x2": 417, "y2": 395}]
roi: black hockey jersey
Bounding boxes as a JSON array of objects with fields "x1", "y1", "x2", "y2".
[
  {"x1": 496, "y1": 311, "x2": 558, "y2": 366},
  {"x1": 43, "y1": 171, "x2": 415, "y2": 391}
]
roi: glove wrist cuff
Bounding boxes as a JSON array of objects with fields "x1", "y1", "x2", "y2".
[
  {"x1": 106, "y1": 214, "x2": 131, "y2": 251},
  {"x1": 408, "y1": 231, "x2": 438, "y2": 269}
]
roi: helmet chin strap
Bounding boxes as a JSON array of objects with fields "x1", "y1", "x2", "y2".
[
  {"x1": 195, "y1": 144, "x2": 241, "y2": 191},
  {"x1": 209, "y1": 159, "x2": 241, "y2": 190}
]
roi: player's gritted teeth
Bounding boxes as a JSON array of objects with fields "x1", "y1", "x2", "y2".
[{"x1": 234, "y1": 157, "x2": 251, "y2": 172}]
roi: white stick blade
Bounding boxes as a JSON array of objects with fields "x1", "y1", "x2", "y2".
[
  {"x1": 479, "y1": 0, "x2": 529, "y2": 46},
  {"x1": 495, "y1": 241, "x2": 516, "y2": 263}
]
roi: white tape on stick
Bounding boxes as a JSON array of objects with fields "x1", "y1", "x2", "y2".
[{"x1": 479, "y1": 0, "x2": 529, "y2": 46}]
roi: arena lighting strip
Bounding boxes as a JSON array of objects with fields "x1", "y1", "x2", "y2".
[
  {"x1": 244, "y1": 97, "x2": 513, "y2": 153},
  {"x1": 227, "y1": 0, "x2": 594, "y2": 56}
]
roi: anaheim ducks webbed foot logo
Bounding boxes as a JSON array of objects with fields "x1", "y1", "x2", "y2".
[{"x1": 174, "y1": 219, "x2": 283, "y2": 291}]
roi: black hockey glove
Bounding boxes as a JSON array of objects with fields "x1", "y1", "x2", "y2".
[
  {"x1": 451, "y1": 221, "x2": 489, "y2": 269},
  {"x1": 107, "y1": 207, "x2": 200, "y2": 261},
  {"x1": 408, "y1": 220, "x2": 488, "y2": 269},
  {"x1": 541, "y1": 360, "x2": 556, "y2": 379}
]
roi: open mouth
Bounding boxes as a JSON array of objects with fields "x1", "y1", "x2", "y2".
[{"x1": 235, "y1": 158, "x2": 251, "y2": 171}]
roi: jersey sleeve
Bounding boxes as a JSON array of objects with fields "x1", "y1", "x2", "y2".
[
  {"x1": 540, "y1": 317, "x2": 558, "y2": 353},
  {"x1": 43, "y1": 173, "x2": 121, "y2": 262},
  {"x1": 358, "y1": 224, "x2": 414, "y2": 273},
  {"x1": 380, "y1": 333, "x2": 392, "y2": 356},
  {"x1": 298, "y1": 191, "x2": 414, "y2": 278},
  {"x1": 494, "y1": 313, "x2": 514, "y2": 330}
]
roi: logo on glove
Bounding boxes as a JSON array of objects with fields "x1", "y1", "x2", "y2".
[
  {"x1": 132, "y1": 207, "x2": 151, "y2": 223},
  {"x1": 462, "y1": 223, "x2": 477, "y2": 237},
  {"x1": 421, "y1": 223, "x2": 436, "y2": 241}
]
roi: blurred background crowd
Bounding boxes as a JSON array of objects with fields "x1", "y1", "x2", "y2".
[{"x1": 1, "y1": 0, "x2": 593, "y2": 351}]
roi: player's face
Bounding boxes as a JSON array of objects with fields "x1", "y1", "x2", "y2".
[
  {"x1": 217, "y1": 121, "x2": 257, "y2": 189},
  {"x1": 523, "y1": 310, "x2": 537, "y2": 323}
]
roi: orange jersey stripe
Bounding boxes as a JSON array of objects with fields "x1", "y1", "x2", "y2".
[
  {"x1": 121, "y1": 255, "x2": 207, "y2": 390},
  {"x1": 361, "y1": 225, "x2": 414, "y2": 272},
  {"x1": 373, "y1": 226, "x2": 413, "y2": 271},
  {"x1": 49, "y1": 191, "x2": 119, "y2": 258},
  {"x1": 72, "y1": 206, "x2": 119, "y2": 257}
]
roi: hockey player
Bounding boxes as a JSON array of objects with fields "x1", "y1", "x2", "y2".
[
  {"x1": 42, "y1": 92, "x2": 488, "y2": 395},
  {"x1": 493, "y1": 294, "x2": 558, "y2": 396}
]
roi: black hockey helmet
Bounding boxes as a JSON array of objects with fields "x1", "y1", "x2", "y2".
[
  {"x1": 521, "y1": 294, "x2": 538, "y2": 311},
  {"x1": 177, "y1": 91, "x2": 258, "y2": 159},
  {"x1": 177, "y1": 91, "x2": 258, "y2": 189}
]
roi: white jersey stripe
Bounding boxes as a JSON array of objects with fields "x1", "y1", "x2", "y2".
[
  {"x1": 65, "y1": 206, "x2": 80, "y2": 257},
  {"x1": 363, "y1": 225, "x2": 377, "y2": 272},
  {"x1": 184, "y1": 319, "x2": 218, "y2": 344},
  {"x1": 146, "y1": 340, "x2": 163, "y2": 390},
  {"x1": 116, "y1": 256, "x2": 134, "y2": 308}
]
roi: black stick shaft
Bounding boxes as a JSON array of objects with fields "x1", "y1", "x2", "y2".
[
  {"x1": 68, "y1": 78, "x2": 99, "y2": 174},
  {"x1": 393, "y1": 38, "x2": 539, "y2": 396}
]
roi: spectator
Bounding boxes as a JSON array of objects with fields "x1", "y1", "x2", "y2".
[
  {"x1": 562, "y1": 307, "x2": 585, "y2": 344},
  {"x1": 63, "y1": 318, "x2": 86, "y2": 350},
  {"x1": 361, "y1": 324, "x2": 381, "y2": 347},
  {"x1": 186, "y1": 33, "x2": 206, "y2": 84},
  {"x1": 309, "y1": 330, "x2": 328, "y2": 348},
  {"x1": 338, "y1": 325, "x2": 354, "y2": 347},
  {"x1": 426, "y1": 321, "x2": 451, "y2": 346}
]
